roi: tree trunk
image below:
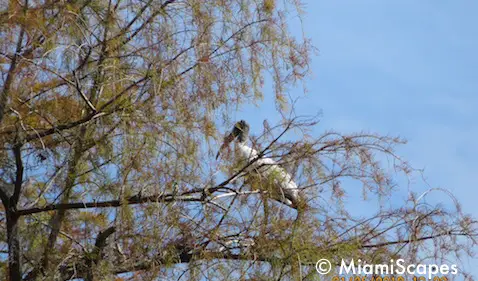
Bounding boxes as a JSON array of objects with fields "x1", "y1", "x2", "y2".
[{"x1": 6, "y1": 209, "x2": 21, "y2": 281}]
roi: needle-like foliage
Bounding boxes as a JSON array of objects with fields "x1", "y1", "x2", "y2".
[{"x1": 0, "y1": 1, "x2": 476, "y2": 280}]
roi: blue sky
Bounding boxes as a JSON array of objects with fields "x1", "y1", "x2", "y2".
[{"x1": 240, "y1": 0, "x2": 478, "y2": 277}]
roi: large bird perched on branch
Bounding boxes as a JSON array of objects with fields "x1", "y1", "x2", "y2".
[{"x1": 216, "y1": 120, "x2": 302, "y2": 209}]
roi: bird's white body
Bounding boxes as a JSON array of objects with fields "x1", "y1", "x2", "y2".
[{"x1": 234, "y1": 141, "x2": 300, "y2": 208}]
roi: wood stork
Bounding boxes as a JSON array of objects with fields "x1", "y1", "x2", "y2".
[{"x1": 216, "y1": 120, "x2": 303, "y2": 209}]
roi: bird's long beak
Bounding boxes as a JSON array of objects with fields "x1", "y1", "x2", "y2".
[{"x1": 216, "y1": 133, "x2": 235, "y2": 160}]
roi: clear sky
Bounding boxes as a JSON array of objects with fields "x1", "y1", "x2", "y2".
[{"x1": 240, "y1": 0, "x2": 478, "y2": 277}]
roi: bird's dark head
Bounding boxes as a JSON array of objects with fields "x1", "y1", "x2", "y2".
[
  {"x1": 216, "y1": 120, "x2": 250, "y2": 159},
  {"x1": 231, "y1": 120, "x2": 250, "y2": 143}
]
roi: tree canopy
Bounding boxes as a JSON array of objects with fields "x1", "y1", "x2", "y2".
[{"x1": 0, "y1": 0, "x2": 476, "y2": 280}]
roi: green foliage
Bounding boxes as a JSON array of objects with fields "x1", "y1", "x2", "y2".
[{"x1": 0, "y1": 0, "x2": 475, "y2": 280}]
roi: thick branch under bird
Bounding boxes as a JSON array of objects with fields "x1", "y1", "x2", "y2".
[{"x1": 216, "y1": 120, "x2": 302, "y2": 209}]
